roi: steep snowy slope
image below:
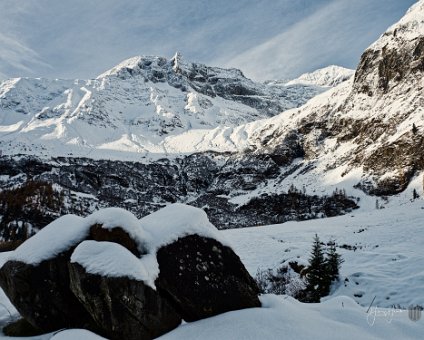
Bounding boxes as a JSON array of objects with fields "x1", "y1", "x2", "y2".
[{"x1": 262, "y1": 65, "x2": 354, "y2": 115}]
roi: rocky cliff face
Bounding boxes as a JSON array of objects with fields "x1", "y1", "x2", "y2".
[{"x1": 353, "y1": 1, "x2": 424, "y2": 96}]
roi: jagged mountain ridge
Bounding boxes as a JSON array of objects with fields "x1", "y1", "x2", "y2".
[{"x1": 0, "y1": 54, "x2": 348, "y2": 157}]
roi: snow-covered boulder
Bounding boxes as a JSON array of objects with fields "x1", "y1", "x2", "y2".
[
  {"x1": 0, "y1": 204, "x2": 259, "y2": 338},
  {"x1": 87, "y1": 208, "x2": 148, "y2": 257},
  {"x1": 69, "y1": 241, "x2": 181, "y2": 340},
  {"x1": 140, "y1": 204, "x2": 261, "y2": 321},
  {"x1": 0, "y1": 215, "x2": 97, "y2": 332},
  {"x1": 0, "y1": 209, "x2": 148, "y2": 333}
]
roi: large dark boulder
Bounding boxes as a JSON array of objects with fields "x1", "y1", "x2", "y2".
[
  {"x1": 0, "y1": 251, "x2": 97, "y2": 332},
  {"x1": 155, "y1": 234, "x2": 260, "y2": 321},
  {"x1": 69, "y1": 261, "x2": 181, "y2": 340}
]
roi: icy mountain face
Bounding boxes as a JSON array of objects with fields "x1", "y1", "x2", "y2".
[
  {"x1": 98, "y1": 52, "x2": 289, "y2": 116},
  {"x1": 262, "y1": 65, "x2": 354, "y2": 119}
]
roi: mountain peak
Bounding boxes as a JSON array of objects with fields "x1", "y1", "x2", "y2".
[
  {"x1": 96, "y1": 55, "x2": 167, "y2": 79},
  {"x1": 370, "y1": 0, "x2": 424, "y2": 52},
  {"x1": 171, "y1": 51, "x2": 183, "y2": 72},
  {"x1": 1, "y1": 51, "x2": 325, "y2": 157},
  {"x1": 353, "y1": 0, "x2": 424, "y2": 96},
  {"x1": 285, "y1": 65, "x2": 354, "y2": 87}
]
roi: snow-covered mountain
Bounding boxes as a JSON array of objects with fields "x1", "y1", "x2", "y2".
[
  {"x1": 262, "y1": 66, "x2": 354, "y2": 112},
  {"x1": 0, "y1": 53, "x2": 328, "y2": 157}
]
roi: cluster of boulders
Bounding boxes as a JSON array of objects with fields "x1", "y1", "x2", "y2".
[{"x1": 0, "y1": 205, "x2": 260, "y2": 339}]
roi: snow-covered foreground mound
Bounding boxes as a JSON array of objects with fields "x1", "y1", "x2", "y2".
[
  {"x1": 21, "y1": 295, "x2": 423, "y2": 340},
  {"x1": 0, "y1": 201, "x2": 423, "y2": 339},
  {"x1": 158, "y1": 295, "x2": 423, "y2": 340}
]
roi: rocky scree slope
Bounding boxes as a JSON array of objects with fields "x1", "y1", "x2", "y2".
[{"x1": 0, "y1": 155, "x2": 358, "y2": 243}]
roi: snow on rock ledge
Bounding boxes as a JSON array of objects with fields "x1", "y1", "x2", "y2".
[
  {"x1": 137, "y1": 203, "x2": 233, "y2": 287},
  {"x1": 3, "y1": 203, "x2": 230, "y2": 286},
  {"x1": 140, "y1": 203, "x2": 232, "y2": 252},
  {"x1": 71, "y1": 241, "x2": 151, "y2": 284},
  {"x1": 7, "y1": 214, "x2": 88, "y2": 265},
  {"x1": 86, "y1": 207, "x2": 144, "y2": 238},
  {"x1": 5, "y1": 207, "x2": 150, "y2": 266}
]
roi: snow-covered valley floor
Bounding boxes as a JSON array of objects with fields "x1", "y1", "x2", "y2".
[{"x1": 0, "y1": 201, "x2": 423, "y2": 339}]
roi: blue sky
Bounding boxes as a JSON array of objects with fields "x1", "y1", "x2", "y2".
[{"x1": 0, "y1": 0, "x2": 417, "y2": 81}]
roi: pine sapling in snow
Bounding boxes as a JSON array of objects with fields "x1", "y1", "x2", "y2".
[
  {"x1": 326, "y1": 238, "x2": 344, "y2": 282},
  {"x1": 301, "y1": 234, "x2": 343, "y2": 303}
]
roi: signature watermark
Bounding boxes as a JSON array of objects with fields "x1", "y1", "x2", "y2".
[
  {"x1": 408, "y1": 305, "x2": 422, "y2": 322},
  {"x1": 366, "y1": 305, "x2": 404, "y2": 326},
  {"x1": 366, "y1": 296, "x2": 422, "y2": 326}
]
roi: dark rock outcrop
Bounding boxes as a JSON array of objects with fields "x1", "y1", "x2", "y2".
[
  {"x1": 2, "y1": 318, "x2": 44, "y2": 337},
  {"x1": 0, "y1": 205, "x2": 262, "y2": 338},
  {"x1": 0, "y1": 155, "x2": 359, "y2": 243},
  {"x1": 89, "y1": 224, "x2": 143, "y2": 257},
  {"x1": 155, "y1": 234, "x2": 261, "y2": 321},
  {"x1": 69, "y1": 262, "x2": 181, "y2": 340},
  {"x1": 354, "y1": 36, "x2": 424, "y2": 96}
]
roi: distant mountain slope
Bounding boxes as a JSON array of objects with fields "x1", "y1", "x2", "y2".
[
  {"x1": 161, "y1": 0, "x2": 424, "y2": 196},
  {"x1": 284, "y1": 65, "x2": 354, "y2": 87}
]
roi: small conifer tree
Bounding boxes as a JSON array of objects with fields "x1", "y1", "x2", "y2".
[
  {"x1": 412, "y1": 123, "x2": 418, "y2": 135},
  {"x1": 413, "y1": 189, "x2": 419, "y2": 200},
  {"x1": 326, "y1": 238, "x2": 344, "y2": 282},
  {"x1": 304, "y1": 234, "x2": 329, "y2": 302}
]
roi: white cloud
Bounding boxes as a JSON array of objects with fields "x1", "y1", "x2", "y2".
[{"x1": 0, "y1": 33, "x2": 52, "y2": 76}]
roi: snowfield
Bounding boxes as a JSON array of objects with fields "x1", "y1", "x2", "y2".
[
  {"x1": 0, "y1": 199, "x2": 423, "y2": 339},
  {"x1": 224, "y1": 200, "x2": 424, "y2": 310}
]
